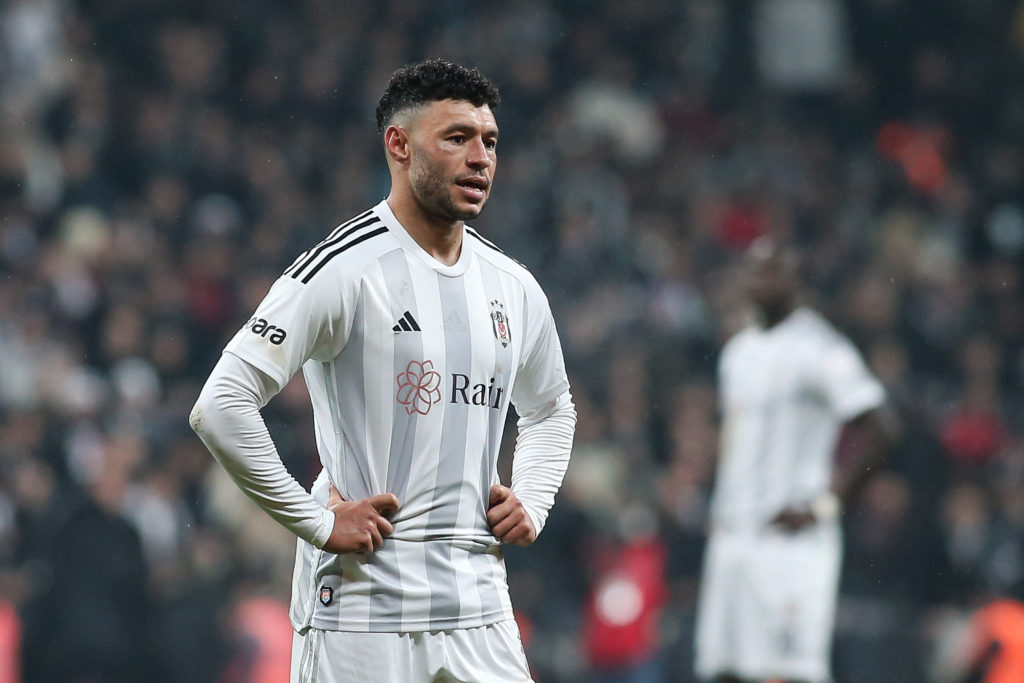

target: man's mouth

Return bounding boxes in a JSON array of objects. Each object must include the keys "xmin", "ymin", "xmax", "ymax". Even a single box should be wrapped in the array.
[{"xmin": 456, "ymin": 176, "xmax": 489, "ymax": 199}]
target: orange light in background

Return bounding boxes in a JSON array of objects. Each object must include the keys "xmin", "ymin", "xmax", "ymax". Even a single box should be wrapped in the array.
[
  {"xmin": 876, "ymin": 121, "xmax": 913, "ymax": 160},
  {"xmin": 876, "ymin": 121, "xmax": 950, "ymax": 195}
]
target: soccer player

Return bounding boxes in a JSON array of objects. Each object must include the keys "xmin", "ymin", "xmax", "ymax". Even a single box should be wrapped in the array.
[
  {"xmin": 694, "ymin": 237, "xmax": 898, "ymax": 683},
  {"xmin": 190, "ymin": 59, "xmax": 576, "ymax": 683}
]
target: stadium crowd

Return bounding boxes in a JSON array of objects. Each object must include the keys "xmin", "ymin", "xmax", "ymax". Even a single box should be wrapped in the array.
[{"xmin": 2, "ymin": 0, "xmax": 1024, "ymax": 681}]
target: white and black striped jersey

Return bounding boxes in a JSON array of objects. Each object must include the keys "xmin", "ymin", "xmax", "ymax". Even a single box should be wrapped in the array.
[
  {"xmin": 223, "ymin": 200, "xmax": 572, "ymax": 633},
  {"xmin": 711, "ymin": 308, "xmax": 884, "ymax": 533}
]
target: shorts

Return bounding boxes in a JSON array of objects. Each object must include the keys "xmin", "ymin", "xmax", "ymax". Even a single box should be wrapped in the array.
[
  {"xmin": 290, "ymin": 619, "xmax": 533, "ymax": 683},
  {"xmin": 694, "ymin": 526, "xmax": 841, "ymax": 683}
]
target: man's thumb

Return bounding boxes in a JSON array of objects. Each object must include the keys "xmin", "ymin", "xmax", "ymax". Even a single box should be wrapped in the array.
[
  {"xmin": 489, "ymin": 484, "xmax": 509, "ymax": 506},
  {"xmin": 369, "ymin": 493, "xmax": 400, "ymax": 516}
]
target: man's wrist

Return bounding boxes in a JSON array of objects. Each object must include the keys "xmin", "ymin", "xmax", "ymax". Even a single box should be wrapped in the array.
[
  {"xmin": 311, "ymin": 506, "xmax": 336, "ymax": 549},
  {"xmin": 513, "ymin": 491, "xmax": 544, "ymax": 537},
  {"xmin": 810, "ymin": 491, "xmax": 841, "ymax": 522}
]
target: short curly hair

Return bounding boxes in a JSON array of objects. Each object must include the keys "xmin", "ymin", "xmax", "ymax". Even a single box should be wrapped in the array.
[{"xmin": 375, "ymin": 58, "xmax": 500, "ymax": 135}]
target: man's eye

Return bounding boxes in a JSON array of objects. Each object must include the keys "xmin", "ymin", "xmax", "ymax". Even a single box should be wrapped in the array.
[
  {"xmin": 449, "ymin": 135, "xmax": 466, "ymax": 143},
  {"xmin": 485, "ymin": 140, "xmax": 498, "ymax": 150}
]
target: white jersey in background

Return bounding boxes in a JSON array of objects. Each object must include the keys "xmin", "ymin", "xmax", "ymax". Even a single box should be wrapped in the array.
[
  {"xmin": 222, "ymin": 200, "xmax": 572, "ymax": 633},
  {"xmin": 710, "ymin": 307, "xmax": 885, "ymax": 533},
  {"xmin": 696, "ymin": 307, "xmax": 886, "ymax": 682}
]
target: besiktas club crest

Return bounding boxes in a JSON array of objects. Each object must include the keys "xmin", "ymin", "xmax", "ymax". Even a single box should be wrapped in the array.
[{"xmin": 490, "ymin": 300, "xmax": 511, "ymax": 348}]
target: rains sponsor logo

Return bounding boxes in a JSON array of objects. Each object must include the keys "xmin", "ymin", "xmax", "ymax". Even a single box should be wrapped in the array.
[
  {"xmin": 396, "ymin": 360, "xmax": 443, "ymax": 415},
  {"xmin": 449, "ymin": 373, "xmax": 503, "ymax": 409},
  {"xmin": 396, "ymin": 360, "xmax": 505, "ymax": 414}
]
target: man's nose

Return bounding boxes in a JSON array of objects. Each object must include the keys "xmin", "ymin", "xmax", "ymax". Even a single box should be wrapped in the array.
[{"xmin": 466, "ymin": 138, "xmax": 493, "ymax": 169}]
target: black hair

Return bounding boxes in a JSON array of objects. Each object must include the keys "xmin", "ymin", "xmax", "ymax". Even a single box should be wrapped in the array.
[{"xmin": 375, "ymin": 58, "xmax": 500, "ymax": 135}]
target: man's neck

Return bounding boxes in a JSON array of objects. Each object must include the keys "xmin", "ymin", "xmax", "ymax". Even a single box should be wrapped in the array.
[
  {"xmin": 758, "ymin": 302, "xmax": 797, "ymax": 329},
  {"xmin": 386, "ymin": 193, "xmax": 463, "ymax": 266}
]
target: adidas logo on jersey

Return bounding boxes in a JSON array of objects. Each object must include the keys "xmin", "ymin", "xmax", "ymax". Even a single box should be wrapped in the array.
[{"xmin": 393, "ymin": 311, "xmax": 421, "ymax": 332}]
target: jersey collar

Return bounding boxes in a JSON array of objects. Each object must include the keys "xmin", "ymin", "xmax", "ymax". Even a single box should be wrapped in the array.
[{"xmin": 374, "ymin": 200, "xmax": 473, "ymax": 278}]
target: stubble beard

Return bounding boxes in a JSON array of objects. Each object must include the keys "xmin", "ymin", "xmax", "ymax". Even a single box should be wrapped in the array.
[{"xmin": 409, "ymin": 156, "xmax": 483, "ymax": 223}]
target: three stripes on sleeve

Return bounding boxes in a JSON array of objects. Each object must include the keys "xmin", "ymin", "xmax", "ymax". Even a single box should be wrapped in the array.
[{"xmin": 284, "ymin": 210, "xmax": 389, "ymax": 284}]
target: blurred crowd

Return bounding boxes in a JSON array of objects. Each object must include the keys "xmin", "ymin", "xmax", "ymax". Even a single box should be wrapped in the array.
[{"xmin": 2, "ymin": 0, "xmax": 1024, "ymax": 681}]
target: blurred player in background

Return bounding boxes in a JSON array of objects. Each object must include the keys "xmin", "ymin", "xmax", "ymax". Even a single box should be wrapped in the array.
[
  {"xmin": 190, "ymin": 58, "xmax": 576, "ymax": 683},
  {"xmin": 695, "ymin": 237, "xmax": 898, "ymax": 683}
]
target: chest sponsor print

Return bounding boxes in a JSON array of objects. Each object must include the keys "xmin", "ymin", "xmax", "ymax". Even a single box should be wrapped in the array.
[
  {"xmin": 396, "ymin": 360, "xmax": 443, "ymax": 415},
  {"xmin": 395, "ymin": 360, "xmax": 507, "ymax": 415}
]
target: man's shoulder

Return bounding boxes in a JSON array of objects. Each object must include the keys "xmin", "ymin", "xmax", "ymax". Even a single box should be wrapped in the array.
[
  {"xmin": 718, "ymin": 328, "xmax": 760, "ymax": 375},
  {"xmin": 465, "ymin": 226, "xmax": 538, "ymax": 286},
  {"xmin": 282, "ymin": 206, "xmax": 397, "ymax": 286},
  {"xmin": 722, "ymin": 325, "xmax": 759, "ymax": 352},
  {"xmin": 788, "ymin": 308, "xmax": 853, "ymax": 349}
]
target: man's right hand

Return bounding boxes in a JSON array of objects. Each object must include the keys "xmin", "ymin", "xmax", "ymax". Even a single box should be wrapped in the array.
[{"xmin": 322, "ymin": 485, "xmax": 400, "ymax": 554}]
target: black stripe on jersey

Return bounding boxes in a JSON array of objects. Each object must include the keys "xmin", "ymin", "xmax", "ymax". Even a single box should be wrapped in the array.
[
  {"xmin": 283, "ymin": 214, "xmax": 366, "ymax": 277},
  {"xmin": 300, "ymin": 226, "xmax": 389, "ymax": 284},
  {"xmin": 465, "ymin": 227, "xmax": 503, "ymax": 253},
  {"xmin": 324, "ymin": 208, "xmax": 374, "ymax": 241},
  {"xmin": 290, "ymin": 217, "xmax": 382, "ymax": 280},
  {"xmin": 282, "ymin": 250, "xmax": 310, "ymax": 276},
  {"xmin": 466, "ymin": 228, "xmax": 529, "ymax": 270},
  {"xmin": 285, "ymin": 210, "xmax": 376, "ymax": 278},
  {"xmin": 404, "ymin": 312, "xmax": 421, "ymax": 331}
]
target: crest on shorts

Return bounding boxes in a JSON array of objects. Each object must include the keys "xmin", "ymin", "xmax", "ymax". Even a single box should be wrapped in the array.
[
  {"xmin": 319, "ymin": 585, "xmax": 333, "ymax": 606},
  {"xmin": 490, "ymin": 300, "xmax": 511, "ymax": 348}
]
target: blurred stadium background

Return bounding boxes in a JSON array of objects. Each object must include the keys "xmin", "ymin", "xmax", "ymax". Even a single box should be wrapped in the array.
[{"xmin": 2, "ymin": 0, "xmax": 1024, "ymax": 681}]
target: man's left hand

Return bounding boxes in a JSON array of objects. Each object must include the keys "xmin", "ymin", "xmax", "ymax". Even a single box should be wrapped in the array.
[
  {"xmin": 487, "ymin": 485, "xmax": 537, "ymax": 546},
  {"xmin": 769, "ymin": 506, "xmax": 817, "ymax": 532}
]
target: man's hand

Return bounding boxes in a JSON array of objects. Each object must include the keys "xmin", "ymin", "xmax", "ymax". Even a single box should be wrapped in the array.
[
  {"xmin": 487, "ymin": 484, "xmax": 537, "ymax": 546},
  {"xmin": 322, "ymin": 485, "xmax": 400, "ymax": 554},
  {"xmin": 768, "ymin": 505, "xmax": 817, "ymax": 533}
]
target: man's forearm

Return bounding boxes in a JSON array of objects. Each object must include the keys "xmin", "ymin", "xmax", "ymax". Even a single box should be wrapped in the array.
[
  {"xmin": 510, "ymin": 391, "xmax": 576, "ymax": 536},
  {"xmin": 190, "ymin": 353, "xmax": 334, "ymax": 548},
  {"xmin": 833, "ymin": 407, "xmax": 900, "ymax": 505}
]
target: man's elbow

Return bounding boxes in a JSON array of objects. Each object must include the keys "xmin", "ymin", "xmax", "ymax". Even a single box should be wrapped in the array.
[
  {"xmin": 874, "ymin": 406, "xmax": 902, "ymax": 450},
  {"xmin": 189, "ymin": 390, "xmax": 234, "ymax": 468},
  {"xmin": 188, "ymin": 400, "xmax": 206, "ymax": 437},
  {"xmin": 851, "ymin": 406, "xmax": 900, "ymax": 443},
  {"xmin": 189, "ymin": 384, "xmax": 224, "ymax": 442}
]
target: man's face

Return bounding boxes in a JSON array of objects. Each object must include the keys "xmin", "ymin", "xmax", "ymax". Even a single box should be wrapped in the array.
[
  {"xmin": 745, "ymin": 242, "xmax": 798, "ymax": 317},
  {"xmin": 404, "ymin": 99, "xmax": 498, "ymax": 222}
]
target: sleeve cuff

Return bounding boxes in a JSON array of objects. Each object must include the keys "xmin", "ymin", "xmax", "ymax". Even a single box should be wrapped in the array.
[
  {"xmin": 223, "ymin": 349, "xmax": 288, "ymax": 395},
  {"xmin": 834, "ymin": 384, "xmax": 886, "ymax": 421},
  {"xmin": 310, "ymin": 506, "xmax": 335, "ymax": 549},
  {"xmin": 518, "ymin": 498, "xmax": 546, "ymax": 538}
]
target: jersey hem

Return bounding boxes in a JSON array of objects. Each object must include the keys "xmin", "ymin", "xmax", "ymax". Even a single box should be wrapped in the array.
[
  {"xmin": 308, "ymin": 607, "xmax": 514, "ymax": 633},
  {"xmin": 832, "ymin": 387, "xmax": 885, "ymax": 421},
  {"xmin": 223, "ymin": 348, "xmax": 290, "ymax": 393}
]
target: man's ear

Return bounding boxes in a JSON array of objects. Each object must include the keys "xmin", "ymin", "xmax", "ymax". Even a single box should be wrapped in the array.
[{"xmin": 384, "ymin": 125, "xmax": 410, "ymax": 164}]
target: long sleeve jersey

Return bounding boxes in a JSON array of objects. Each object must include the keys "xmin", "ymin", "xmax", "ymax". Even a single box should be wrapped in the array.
[{"xmin": 191, "ymin": 200, "xmax": 576, "ymax": 633}]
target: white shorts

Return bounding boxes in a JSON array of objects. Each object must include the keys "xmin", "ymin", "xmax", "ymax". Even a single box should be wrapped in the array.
[
  {"xmin": 694, "ymin": 527, "xmax": 841, "ymax": 682},
  {"xmin": 290, "ymin": 620, "xmax": 533, "ymax": 683}
]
